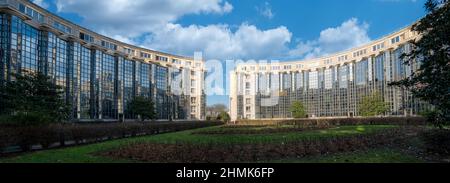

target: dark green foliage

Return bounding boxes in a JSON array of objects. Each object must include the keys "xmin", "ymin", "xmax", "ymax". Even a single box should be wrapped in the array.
[
  {"xmin": 0, "ymin": 121, "xmax": 223, "ymax": 153},
  {"xmin": 359, "ymin": 92, "xmax": 389, "ymax": 117},
  {"xmin": 207, "ymin": 104, "xmax": 228, "ymax": 121},
  {"xmin": 236, "ymin": 117, "xmax": 427, "ymax": 126},
  {"xmin": 390, "ymin": 0, "xmax": 450, "ymax": 128},
  {"xmin": 216, "ymin": 111, "xmax": 230, "ymax": 122},
  {"xmin": 127, "ymin": 96, "xmax": 156, "ymax": 122},
  {"xmin": 290, "ymin": 101, "xmax": 307, "ymax": 119},
  {"xmin": 0, "ymin": 128, "xmax": 7, "ymax": 153},
  {"xmin": 421, "ymin": 129, "xmax": 450, "ymax": 155},
  {"xmin": 0, "ymin": 71, "xmax": 70, "ymax": 126},
  {"xmin": 421, "ymin": 109, "xmax": 448, "ymax": 128}
]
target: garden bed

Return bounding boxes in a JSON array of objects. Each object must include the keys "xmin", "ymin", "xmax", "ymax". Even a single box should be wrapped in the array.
[{"xmin": 99, "ymin": 127, "xmax": 423, "ymax": 163}]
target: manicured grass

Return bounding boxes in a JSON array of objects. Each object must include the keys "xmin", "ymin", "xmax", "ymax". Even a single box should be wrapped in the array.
[
  {"xmin": 268, "ymin": 148, "xmax": 424, "ymax": 163},
  {"xmin": 0, "ymin": 125, "xmax": 397, "ymax": 163}
]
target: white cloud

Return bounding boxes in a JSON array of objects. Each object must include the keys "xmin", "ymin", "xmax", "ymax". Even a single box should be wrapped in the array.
[
  {"xmin": 256, "ymin": 2, "xmax": 275, "ymax": 19},
  {"xmin": 54, "ymin": 0, "xmax": 291, "ymax": 60},
  {"xmin": 289, "ymin": 18, "xmax": 371, "ymax": 59},
  {"xmin": 33, "ymin": 0, "xmax": 49, "ymax": 8},
  {"xmin": 53, "ymin": 1, "xmax": 372, "ymax": 61},
  {"xmin": 142, "ymin": 23, "xmax": 292, "ymax": 60},
  {"xmin": 55, "ymin": 0, "xmax": 233, "ymax": 38}
]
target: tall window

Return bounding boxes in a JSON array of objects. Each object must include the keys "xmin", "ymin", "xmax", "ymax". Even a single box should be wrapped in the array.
[
  {"xmin": 309, "ymin": 71, "xmax": 318, "ymax": 89},
  {"xmin": 10, "ymin": 16, "xmax": 39, "ymax": 75},
  {"xmin": 123, "ymin": 59, "xmax": 135, "ymax": 119},
  {"xmin": 356, "ymin": 59, "xmax": 368, "ymax": 85},
  {"xmin": 270, "ymin": 73, "xmax": 279, "ymax": 91},
  {"xmin": 283, "ymin": 73, "xmax": 292, "ymax": 90},
  {"xmin": 324, "ymin": 69, "xmax": 333, "ymax": 89},
  {"xmin": 46, "ymin": 32, "xmax": 68, "ymax": 96},
  {"xmin": 295, "ymin": 72, "xmax": 303, "ymax": 89},
  {"xmin": 258, "ymin": 74, "xmax": 268, "ymax": 94},
  {"xmin": 79, "ymin": 46, "xmax": 91, "ymax": 119},
  {"xmin": 339, "ymin": 65, "xmax": 348, "ymax": 88},
  {"xmin": 374, "ymin": 54, "xmax": 385, "ymax": 82},
  {"xmin": 0, "ymin": 14, "xmax": 8, "ymax": 82},
  {"xmin": 140, "ymin": 63, "xmax": 151, "ymax": 98},
  {"xmin": 101, "ymin": 53, "xmax": 116, "ymax": 119}
]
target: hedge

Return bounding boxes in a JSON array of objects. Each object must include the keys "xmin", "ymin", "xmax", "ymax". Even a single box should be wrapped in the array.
[
  {"xmin": 236, "ymin": 117, "xmax": 427, "ymax": 127},
  {"xmin": 0, "ymin": 121, "xmax": 223, "ymax": 154},
  {"xmin": 421, "ymin": 129, "xmax": 450, "ymax": 155}
]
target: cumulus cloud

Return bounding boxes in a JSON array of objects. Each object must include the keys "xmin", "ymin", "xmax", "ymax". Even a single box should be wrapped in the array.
[
  {"xmin": 142, "ymin": 23, "xmax": 291, "ymax": 60},
  {"xmin": 289, "ymin": 18, "xmax": 371, "ymax": 59},
  {"xmin": 52, "ymin": 0, "xmax": 372, "ymax": 61},
  {"xmin": 55, "ymin": 0, "xmax": 233, "ymax": 38},
  {"xmin": 54, "ymin": 0, "xmax": 291, "ymax": 60}
]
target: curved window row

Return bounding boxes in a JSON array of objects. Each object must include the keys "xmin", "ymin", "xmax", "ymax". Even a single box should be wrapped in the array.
[
  {"xmin": 234, "ymin": 45, "xmax": 430, "ymax": 119},
  {"xmin": 0, "ymin": 13, "xmax": 199, "ymax": 121}
]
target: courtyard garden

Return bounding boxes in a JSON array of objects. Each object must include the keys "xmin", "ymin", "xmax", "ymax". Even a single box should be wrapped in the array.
[{"xmin": 1, "ymin": 117, "xmax": 448, "ymax": 163}]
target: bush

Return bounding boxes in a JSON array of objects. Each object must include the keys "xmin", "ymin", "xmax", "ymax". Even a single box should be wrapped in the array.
[
  {"xmin": 0, "ymin": 112, "xmax": 55, "ymax": 126},
  {"xmin": 237, "ymin": 117, "xmax": 427, "ymax": 127},
  {"xmin": 0, "ymin": 128, "xmax": 7, "ymax": 153},
  {"xmin": 421, "ymin": 129, "xmax": 450, "ymax": 155},
  {"xmin": 421, "ymin": 109, "xmax": 449, "ymax": 128},
  {"xmin": 36, "ymin": 125, "xmax": 60, "ymax": 149},
  {"xmin": 15, "ymin": 126, "xmax": 42, "ymax": 151},
  {"xmin": 0, "ymin": 121, "xmax": 224, "ymax": 154},
  {"xmin": 216, "ymin": 112, "xmax": 230, "ymax": 123}
]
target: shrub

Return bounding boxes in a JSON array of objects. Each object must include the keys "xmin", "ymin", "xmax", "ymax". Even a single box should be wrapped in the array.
[
  {"xmin": 0, "ymin": 128, "xmax": 7, "ymax": 153},
  {"xmin": 421, "ymin": 129, "xmax": 450, "ymax": 155},
  {"xmin": 238, "ymin": 117, "xmax": 427, "ymax": 127},
  {"xmin": 0, "ymin": 71, "xmax": 70, "ymax": 126},
  {"xmin": 0, "ymin": 121, "xmax": 224, "ymax": 154},
  {"xmin": 15, "ymin": 126, "xmax": 42, "ymax": 151},
  {"xmin": 36, "ymin": 125, "xmax": 60, "ymax": 149},
  {"xmin": 359, "ymin": 92, "xmax": 389, "ymax": 117},
  {"xmin": 127, "ymin": 96, "xmax": 156, "ymax": 122},
  {"xmin": 0, "ymin": 112, "xmax": 55, "ymax": 126},
  {"xmin": 290, "ymin": 101, "xmax": 307, "ymax": 119},
  {"xmin": 421, "ymin": 109, "xmax": 448, "ymax": 129},
  {"xmin": 217, "ymin": 112, "xmax": 231, "ymax": 123}
]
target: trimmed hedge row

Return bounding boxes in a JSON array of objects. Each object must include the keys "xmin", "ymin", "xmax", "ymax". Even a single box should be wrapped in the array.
[
  {"xmin": 236, "ymin": 117, "xmax": 427, "ymax": 127},
  {"xmin": 0, "ymin": 121, "xmax": 223, "ymax": 154},
  {"xmin": 193, "ymin": 125, "xmax": 331, "ymax": 135}
]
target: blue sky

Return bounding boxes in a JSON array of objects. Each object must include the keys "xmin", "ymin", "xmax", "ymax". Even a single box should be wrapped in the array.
[{"xmin": 32, "ymin": 0, "xmax": 427, "ymax": 108}]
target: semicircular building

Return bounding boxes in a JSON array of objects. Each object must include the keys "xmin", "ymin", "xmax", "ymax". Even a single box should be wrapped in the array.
[
  {"xmin": 0, "ymin": 0, "xmax": 206, "ymax": 121},
  {"xmin": 230, "ymin": 23, "xmax": 430, "ymax": 120}
]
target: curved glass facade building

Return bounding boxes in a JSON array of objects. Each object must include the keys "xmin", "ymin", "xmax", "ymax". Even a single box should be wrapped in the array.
[
  {"xmin": 230, "ymin": 24, "xmax": 430, "ymax": 120},
  {"xmin": 0, "ymin": 0, "xmax": 206, "ymax": 121}
]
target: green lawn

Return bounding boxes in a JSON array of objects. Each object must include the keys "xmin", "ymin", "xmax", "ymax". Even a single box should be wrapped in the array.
[
  {"xmin": 268, "ymin": 148, "xmax": 424, "ymax": 163},
  {"xmin": 0, "ymin": 125, "xmax": 398, "ymax": 163}
]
